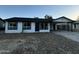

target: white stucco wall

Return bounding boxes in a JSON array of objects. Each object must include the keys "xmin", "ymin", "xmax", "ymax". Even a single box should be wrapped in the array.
[{"xmin": 39, "ymin": 23, "xmax": 50, "ymax": 32}]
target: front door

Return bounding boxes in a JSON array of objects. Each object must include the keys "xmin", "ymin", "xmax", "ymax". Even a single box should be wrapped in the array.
[{"xmin": 35, "ymin": 22, "xmax": 39, "ymax": 31}]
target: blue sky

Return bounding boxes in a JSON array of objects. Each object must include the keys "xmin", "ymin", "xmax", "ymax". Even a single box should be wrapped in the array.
[{"xmin": 0, "ymin": 5, "xmax": 79, "ymax": 20}]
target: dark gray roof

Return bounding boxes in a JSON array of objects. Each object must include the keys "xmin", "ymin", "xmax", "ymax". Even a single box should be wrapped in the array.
[
  {"xmin": 0, "ymin": 18, "xmax": 5, "ymax": 22},
  {"xmin": 4, "ymin": 17, "xmax": 52, "ymax": 22},
  {"xmin": 4, "ymin": 16, "xmax": 75, "ymax": 22},
  {"xmin": 56, "ymin": 16, "xmax": 75, "ymax": 22}
]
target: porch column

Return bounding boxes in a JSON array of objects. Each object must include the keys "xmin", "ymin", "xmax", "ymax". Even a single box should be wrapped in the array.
[
  {"xmin": 55, "ymin": 24, "xmax": 57, "ymax": 31},
  {"xmin": 50, "ymin": 22, "xmax": 53, "ymax": 31},
  {"xmin": 70, "ymin": 23, "xmax": 73, "ymax": 32},
  {"xmin": 72, "ymin": 23, "xmax": 74, "ymax": 30},
  {"xmin": 67, "ymin": 23, "xmax": 69, "ymax": 31}
]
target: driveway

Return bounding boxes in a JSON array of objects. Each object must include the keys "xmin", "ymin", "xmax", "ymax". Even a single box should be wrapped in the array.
[{"xmin": 54, "ymin": 31, "xmax": 79, "ymax": 42}]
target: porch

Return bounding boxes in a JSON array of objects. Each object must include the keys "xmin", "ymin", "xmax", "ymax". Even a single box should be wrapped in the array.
[{"xmin": 52, "ymin": 22, "xmax": 73, "ymax": 31}]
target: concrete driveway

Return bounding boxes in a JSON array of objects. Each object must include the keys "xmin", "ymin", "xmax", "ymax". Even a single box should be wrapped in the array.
[{"xmin": 54, "ymin": 31, "xmax": 79, "ymax": 42}]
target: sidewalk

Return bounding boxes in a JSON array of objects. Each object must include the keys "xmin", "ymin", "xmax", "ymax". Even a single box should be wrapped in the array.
[{"xmin": 54, "ymin": 31, "xmax": 79, "ymax": 42}]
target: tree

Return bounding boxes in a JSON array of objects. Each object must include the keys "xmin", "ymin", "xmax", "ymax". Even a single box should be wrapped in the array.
[
  {"xmin": 44, "ymin": 15, "xmax": 53, "ymax": 31},
  {"xmin": 45, "ymin": 15, "xmax": 49, "ymax": 19},
  {"xmin": 44, "ymin": 15, "xmax": 53, "ymax": 19}
]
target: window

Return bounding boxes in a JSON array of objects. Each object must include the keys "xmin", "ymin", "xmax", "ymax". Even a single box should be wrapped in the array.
[
  {"xmin": 23, "ymin": 22, "xmax": 31, "ymax": 30},
  {"xmin": 40, "ymin": 23, "xmax": 48, "ymax": 30},
  {"xmin": 8, "ymin": 22, "xmax": 17, "ymax": 30}
]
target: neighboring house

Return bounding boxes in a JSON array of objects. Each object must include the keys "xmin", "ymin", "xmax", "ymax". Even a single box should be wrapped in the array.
[
  {"xmin": 0, "ymin": 18, "xmax": 5, "ymax": 30},
  {"xmin": 4, "ymin": 16, "xmax": 76, "ymax": 33}
]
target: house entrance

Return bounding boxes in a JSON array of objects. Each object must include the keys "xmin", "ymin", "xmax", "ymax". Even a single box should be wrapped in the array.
[{"xmin": 35, "ymin": 22, "xmax": 39, "ymax": 31}]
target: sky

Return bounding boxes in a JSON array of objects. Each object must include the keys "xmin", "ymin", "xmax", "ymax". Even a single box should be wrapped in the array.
[{"xmin": 0, "ymin": 5, "xmax": 79, "ymax": 20}]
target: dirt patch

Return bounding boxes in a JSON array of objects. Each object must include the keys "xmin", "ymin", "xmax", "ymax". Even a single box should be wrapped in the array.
[{"xmin": 0, "ymin": 33, "xmax": 79, "ymax": 54}]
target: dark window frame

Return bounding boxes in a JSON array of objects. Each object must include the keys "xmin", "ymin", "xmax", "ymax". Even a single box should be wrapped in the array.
[
  {"xmin": 23, "ymin": 22, "xmax": 31, "ymax": 30},
  {"xmin": 8, "ymin": 22, "xmax": 17, "ymax": 30}
]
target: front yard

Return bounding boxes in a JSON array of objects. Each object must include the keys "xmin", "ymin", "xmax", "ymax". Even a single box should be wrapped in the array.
[{"xmin": 0, "ymin": 32, "xmax": 79, "ymax": 54}]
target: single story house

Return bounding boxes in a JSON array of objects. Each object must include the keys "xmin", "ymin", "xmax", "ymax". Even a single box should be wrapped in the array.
[
  {"xmin": 4, "ymin": 16, "xmax": 76, "ymax": 33},
  {"xmin": 5, "ymin": 17, "xmax": 51, "ymax": 33}
]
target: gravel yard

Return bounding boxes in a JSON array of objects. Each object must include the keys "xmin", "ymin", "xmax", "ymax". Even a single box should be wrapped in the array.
[{"xmin": 0, "ymin": 32, "xmax": 79, "ymax": 54}]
